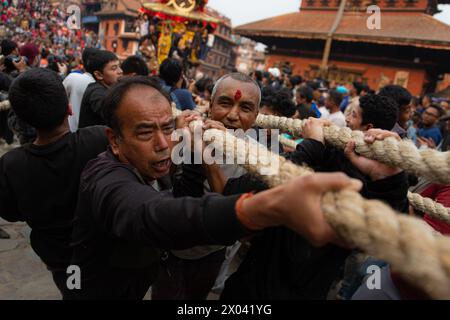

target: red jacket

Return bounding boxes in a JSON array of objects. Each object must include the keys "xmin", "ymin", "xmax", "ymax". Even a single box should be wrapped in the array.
[{"xmin": 420, "ymin": 184, "xmax": 450, "ymax": 235}]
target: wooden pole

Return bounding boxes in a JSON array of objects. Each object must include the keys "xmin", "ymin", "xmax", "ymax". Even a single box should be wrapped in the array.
[{"xmin": 320, "ymin": 0, "xmax": 347, "ymax": 78}]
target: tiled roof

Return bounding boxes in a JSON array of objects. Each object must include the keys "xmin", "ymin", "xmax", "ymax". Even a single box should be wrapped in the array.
[{"xmin": 235, "ymin": 11, "xmax": 450, "ymax": 50}]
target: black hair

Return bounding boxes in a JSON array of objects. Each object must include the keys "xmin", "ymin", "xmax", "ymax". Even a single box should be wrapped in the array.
[
  {"xmin": 195, "ymin": 77, "xmax": 214, "ymax": 93},
  {"xmin": 360, "ymin": 84, "xmax": 370, "ymax": 95},
  {"xmin": 121, "ymin": 55, "xmax": 149, "ymax": 76},
  {"xmin": 102, "ymin": 76, "xmax": 171, "ymax": 136},
  {"xmin": 159, "ymin": 58, "xmax": 182, "ymax": 87},
  {"xmin": 353, "ymin": 82, "xmax": 370, "ymax": 95},
  {"xmin": 290, "ymin": 75, "xmax": 303, "ymax": 87},
  {"xmin": 261, "ymin": 87, "xmax": 296, "ymax": 118},
  {"xmin": 206, "ymin": 83, "xmax": 214, "ymax": 95},
  {"xmin": 427, "ymin": 104, "xmax": 444, "ymax": 118},
  {"xmin": 359, "ymin": 94, "xmax": 399, "ymax": 130},
  {"xmin": 87, "ymin": 50, "xmax": 118, "ymax": 80},
  {"xmin": 328, "ymin": 89, "xmax": 344, "ymax": 107},
  {"xmin": 8, "ymin": 68, "xmax": 68, "ymax": 130},
  {"xmin": 0, "ymin": 39, "xmax": 18, "ymax": 56},
  {"xmin": 82, "ymin": 47, "xmax": 99, "ymax": 73},
  {"xmin": 46, "ymin": 55, "xmax": 67, "ymax": 73},
  {"xmin": 307, "ymin": 81, "xmax": 319, "ymax": 91},
  {"xmin": 254, "ymin": 70, "xmax": 263, "ymax": 82},
  {"xmin": 296, "ymin": 86, "xmax": 314, "ymax": 103},
  {"xmin": 378, "ymin": 85, "xmax": 412, "ymax": 110},
  {"xmin": 411, "ymin": 96, "xmax": 421, "ymax": 107}
]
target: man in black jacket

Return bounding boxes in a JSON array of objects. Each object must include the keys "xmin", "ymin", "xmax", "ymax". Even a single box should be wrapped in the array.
[
  {"xmin": 220, "ymin": 94, "xmax": 409, "ymax": 300},
  {"xmin": 0, "ymin": 68, "xmax": 109, "ymax": 296},
  {"xmin": 69, "ymin": 76, "xmax": 362, "ymax": 300}
]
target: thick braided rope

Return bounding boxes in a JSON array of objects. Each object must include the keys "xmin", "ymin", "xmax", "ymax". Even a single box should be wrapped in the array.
[
  {"xmin": 256, "ymin": 114, "xmax": 450, "ymax": 184},
  {"xmin": 277, "ymin": 136, "xmax": 450, "ymax": 224},
  {"xmin": 408, "ymin": 192, "xmax": 450, "ymax": 224},
  {"xmin": 278, "ymin": 134, "xmax": 298, "ymax": 149},
  {"xmin": 173, "ymin": 107, "xmax": 450, "ymax": 299},
  {"xmin": 0, "ymin": 100, "xmax": 10, "ymax": 111}
]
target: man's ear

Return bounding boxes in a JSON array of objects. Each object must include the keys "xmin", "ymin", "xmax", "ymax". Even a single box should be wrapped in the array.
[
  {"xmin": 105, "ymin": 127, "xmax": 121, "ymax": 157},
  {"xmin": 94, "ymin": 70, "xmax": 103, "ymax": 82},
  {"xmin": 67, "ymin": 104, "xmax": 73, "ymax": 116},
  {"xmin": 364, "ymin": 123, "xmax": 374, "ymax": 131}
]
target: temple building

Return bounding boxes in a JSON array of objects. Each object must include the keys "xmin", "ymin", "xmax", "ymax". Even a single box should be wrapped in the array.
[
  {"xmin": 90, "ymin": 0, "xmax": 236, "ymax": 77},
  {"xmin": 235, "ymin": 0, "xmax": 450, "ymax": 95},
  {"xmin": 95, "ymin": 0, "xmax": 141, "ymax": 59}
]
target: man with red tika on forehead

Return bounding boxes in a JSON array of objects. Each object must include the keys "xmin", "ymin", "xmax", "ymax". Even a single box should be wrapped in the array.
[{"xmin": 152, "ymin": 73, "xmax": 264, "ymax": 299}]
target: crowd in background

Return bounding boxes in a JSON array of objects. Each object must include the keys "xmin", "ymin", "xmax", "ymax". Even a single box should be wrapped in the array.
[
  {"xmin": 245, "ymin": 67, "xmax": 450, "ymax": 152},
  {"xmin": 0, "ymin": 0, "xmax": 450, "ymax": 302},
  {"xmin": 0, "ymin": 0, "xmax": 101, "ymax": 75}
]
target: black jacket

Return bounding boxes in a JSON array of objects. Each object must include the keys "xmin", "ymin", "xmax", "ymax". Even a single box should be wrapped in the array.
[
  {"xmin": 78, "ymin": 82, "xmax": 108, "ymax": 128},
  {"xmin": 0, "ymin": 127, "xmax": 108, "ymax": 270},
  {"xmin": 70, "ymin": 150, "xmax": 248, "ymax": 299},
  {"xmin": 221, "ymin": 138, "xmax": 409, "ymax": 300}
]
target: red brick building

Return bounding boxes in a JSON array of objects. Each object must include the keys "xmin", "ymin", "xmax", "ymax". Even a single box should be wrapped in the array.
[
  {"xmin": 96, "ymin": 0, "xmax": 141, "ymax": 59},
  {"xmin": 235, "ymin": 0, "xmax": 450, "ymax": 95}
]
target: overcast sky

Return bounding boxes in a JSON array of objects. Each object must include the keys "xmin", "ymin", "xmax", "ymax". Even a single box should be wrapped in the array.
[{"xmin": 207, "ymin": 0, "xmax": 450, "ymax": 27}]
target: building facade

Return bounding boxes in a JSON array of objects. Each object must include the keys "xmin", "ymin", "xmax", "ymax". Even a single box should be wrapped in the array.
[
  {"xmin": 95, "ymin": 0, "xmax": 141, "ymax": 59},
  {"xmin": 198, "ymin": 7, "xmax": 237, "ymax": 79},
  {"xmin": 234, "ymin": 35, "xmax": 266, "ymax": 74},
  {"xmin": 236, "ymin": 0, "xmax": 450, "ymax": 95}
]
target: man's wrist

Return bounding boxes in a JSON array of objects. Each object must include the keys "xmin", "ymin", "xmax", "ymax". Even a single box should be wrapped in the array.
[{"xmin": 369, "ymin": 168, "xmax": 403, "ymax": 181}]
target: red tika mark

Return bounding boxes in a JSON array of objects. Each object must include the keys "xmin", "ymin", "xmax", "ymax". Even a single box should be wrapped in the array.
[{"xmin": 234, "ymin": 89, "xmax": 242, "ymax": 101}]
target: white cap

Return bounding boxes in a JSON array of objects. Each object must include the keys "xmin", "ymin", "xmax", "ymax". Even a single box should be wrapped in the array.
[{"xmin": 268, "ymin": 67, "xmax": 281, "ymax": 78}]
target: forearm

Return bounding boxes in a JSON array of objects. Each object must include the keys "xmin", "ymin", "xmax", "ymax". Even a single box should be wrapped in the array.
[
  {"xmin": 239, "ymin": 185, "xmax": 337, "ymax": 247},
  {"xmin": 94, "ymin": 178, "xmax": 249, "ymax": 249},
  {"xmin": 203, "ymin": 164, "xmax": 228, "ymax": 193}
]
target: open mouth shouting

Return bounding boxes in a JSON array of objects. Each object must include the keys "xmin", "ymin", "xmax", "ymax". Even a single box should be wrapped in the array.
[{"xmin": 151, "ymin": 158, "xmax": 172, "ymax": 174}]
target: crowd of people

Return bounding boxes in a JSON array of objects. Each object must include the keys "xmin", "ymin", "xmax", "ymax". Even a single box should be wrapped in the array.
[
  {"xmin": 1, "ymin": 3, "xmax": 450, "ymax": 301},
  {"xmin": 0, "ymin": 0, "xmax": 101, "ymax": 78},
  {"xmin": 248, "ymin": 67, "xmax": 450, "ymax": 152}
]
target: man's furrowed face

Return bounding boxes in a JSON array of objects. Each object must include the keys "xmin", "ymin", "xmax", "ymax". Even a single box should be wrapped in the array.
[
  {"xmin": 108, "ymin": 85, "xmax": 175, "ymax": 181},
  {"xmin": 210, "ymin": 78, "xmax": 259, "ymax": 131}
]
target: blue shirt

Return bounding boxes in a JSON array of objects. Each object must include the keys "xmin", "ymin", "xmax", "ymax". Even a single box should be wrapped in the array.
[
  {"xmin": 418, "ymin": 126, "xmax": 442, "ymax": 145},
  {"xmin": 172, "ymin": 88, "xmax": 196, "ymax": 111},
  {"xmin": 407, "ymin": 123, "xmax": 417, "ymax": 145},
  {"xmin": 340, "ymin": 96, "xmax": 350, "ymax": 112},
  {"xmin": 158, "ymin": 78, "xmax": 196, "ymax": 111},
  {"xmin": 311, "ymin": 102, "xmax": 321, "ymax": 118}
]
